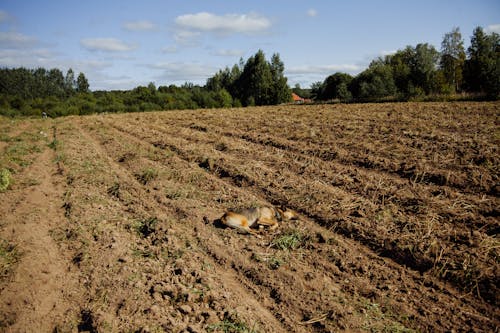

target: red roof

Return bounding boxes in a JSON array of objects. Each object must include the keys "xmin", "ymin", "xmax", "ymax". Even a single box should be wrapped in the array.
[{"xmin": 292, "ymin": 93, "xmax": 304, "ymax": 101}]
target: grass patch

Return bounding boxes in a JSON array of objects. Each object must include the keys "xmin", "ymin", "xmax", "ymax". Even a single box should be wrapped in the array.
[
  {"xmin": 270, "ymin": 229, "xmax": 307, "ymax": 250},
  {"xmin": 135, "ymin": 168, "xmax": 158, "ymax": 185}
]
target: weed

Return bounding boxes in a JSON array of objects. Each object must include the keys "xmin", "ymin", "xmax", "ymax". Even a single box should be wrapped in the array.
[
  {"xmin": 136, "ymin": 168, "xmax": 158, "ymax": 185},
  {"xmin": 207, "ymin": 312, "xmax": 258, "ymax": 333},
  {"xmin": 132, "ymin": 247, "xmax": 157, "ymax": 259},
  {"xmin": 47, "ymin": 138, "xmax": 58, "ymax": 150},
  {"xmin": 54, "ymin": 153, "xmax": 66, "ymax": 163},
  {"xmin": 0, "ymin": 168, "xmax": 11, "ymax": 192},
  {"xmin": 251, "ymin": 252, "xmax": 284, "ymax": 270},
  {"xmin": 271, "ymin": 230, "xmax": 305, "ymax": 250},
  {"xmin": 0, "ymin": 240, "xmax": 20, "ymax": 278},
  {"xmin": 267, "ymin": 256, "xmax": 283, "ymax": 270},
  {"xmin": 131, "ymin": 217, "xmax": 158, "ymax": 238},
  {"xmin": 22, "ymin": 178, "xmax": 41, "ymax": 187},
  {"xmin": 107, "ymin": 182, "xmax": 120, "ymax": 199}
]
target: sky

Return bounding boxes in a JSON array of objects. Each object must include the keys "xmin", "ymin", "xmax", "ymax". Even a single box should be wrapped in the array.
[{"xmin": 0, "ymin": 0, "xmax": 499, "ymax": 91}]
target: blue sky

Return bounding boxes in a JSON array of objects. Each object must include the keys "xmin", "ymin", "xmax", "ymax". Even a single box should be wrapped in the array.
[{"xmin": 0, "ymin": 0, "xmax": 498, "ymax": 90}]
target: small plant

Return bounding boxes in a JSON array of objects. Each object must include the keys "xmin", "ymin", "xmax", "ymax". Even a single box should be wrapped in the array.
[
  {"xmin": 48, "ymin": 139, "xmax": 58, "ymax": 150},
  {"xmin": 0, "ymin": 240, "xmax": 20, "ymax": 278},
  {"xmin": 132, "ymin": 247, "xmax": 157, "ymax": 259},
  {"xmin": 270, "ymin": 230, "xmax": 305, "ymax": 250},
  {"xmin": 207, "ymin": 312, "xmax": 258, "ymax": 333},
  {"xmin": 267, "ymin": 257, "xmax": 283, "ymax": 270},
  {"xmin": 107, "ymin": 182, "xmax": 120, "ymax": 198},
  {"xmin": 0, "ymin": 168, "xmax": 11, "ymax": 192},
  {"xmin": 251, "ymin": 252, "xmax": 284, "ymax": 270},
  {"xmin": 136, "ymin": 168, "xmax": 158, "ymax": 185},
  {"xmin": 132, "ymin": 217, "xmax": 158, "ymax": 238}
]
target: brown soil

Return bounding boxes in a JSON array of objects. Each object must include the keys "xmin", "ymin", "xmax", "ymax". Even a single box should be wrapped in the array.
[{"xmin": 0, "ymin": 102, "xmax": 498, "ymax": 332}]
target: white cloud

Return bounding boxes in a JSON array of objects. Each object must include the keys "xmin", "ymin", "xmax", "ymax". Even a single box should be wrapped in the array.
[
  {"xmin": 0, "ymin": 31, "xmax": 37, "ymax": 48},
  {"xmin": 174, "ymin": 30, "xmax": 202, "ymax": 45},
  {"xmin": 0, "ymin": 48, "xmax": 110, "ymax": 73},
  {"xmin": 307, "ymin": 9, "xmax": 318, "ymax": 17},
  {"xmin": 286, "ymin": 64, "xmax": 364, "ymax": 88},
  {"xmin": 81, "ymin": 38, "xmax": 137, "ymax": 52},
  {"xmin": 287, "ymin": 64, "xmax": 362, "ymax": 75},
  {"xmin": 123, "ymin": 20, "xmax": 156, "ymax": 31},
  {"xmin": 485, "ymin": 24, "xmax": 500, "ymax": 34},
  {"xmin": 212, "ymin": 49, "xmax": 244, "ymax": 57},
  {"xmin": 175, "ymin": 12, "xmax": 271, "ymax": 36},
  {"xmin": 380, "ymin": 50, "xmax": 397, "ymax": 56},
  {"xmin": 161, "ymin": 45, "xmax": 178, "ymax": 53},
  {"xmin": 150, "ymin": 61, "xmax": 217, "ymax": 84}
]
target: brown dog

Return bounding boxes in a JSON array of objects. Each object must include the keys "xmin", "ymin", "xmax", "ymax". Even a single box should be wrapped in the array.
[{"xmin": 220, "ymin": 206, "xmax": 298, "ymax": 237}]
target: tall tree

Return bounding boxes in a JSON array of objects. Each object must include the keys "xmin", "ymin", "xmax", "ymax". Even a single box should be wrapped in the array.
[
  {"xmin": 48, "ymin": 68, "xmax": 65, "ymax": 97},
  {"xmin": 410, "ymin": 43, "xmax": 440, "ymax": 94},
  {"xmin": 270, "ymin": 53, "xmax": 291, "ymax": 104},
  {"xmin": 440, "ymin": 27, "xmax": 465, "ymax": 92},
  {"xmin": 76, "ymin": 72, "xmax": 90, "ymax": 93},
  {"xmin": 464, "ymin": 26, "xmax": 500, "ymax": 98},
  {"xmin": 387, "ymin": 47, "xmax": 413, "ymax": 96},
  {"xmin": 237, "ymin": 50, "xmax": 273, "ymax": 105},
  {"xmin": 65, "ymin": 68, "xmax": 76, "ymax": 95}
]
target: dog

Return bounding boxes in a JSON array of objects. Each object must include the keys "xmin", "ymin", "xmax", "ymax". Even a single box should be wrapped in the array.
[{"xmin": 220, "ymin": 206, "xmax": 298, "ymax": 237}]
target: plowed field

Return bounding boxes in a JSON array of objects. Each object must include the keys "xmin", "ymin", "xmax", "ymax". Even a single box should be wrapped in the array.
[{"xmin": 1, "ymin": 102, "xmax": 498, "ymax": 332}]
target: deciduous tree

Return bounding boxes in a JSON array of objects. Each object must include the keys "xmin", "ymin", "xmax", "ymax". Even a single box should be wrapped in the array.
[
  {"xmin": 76, "ymin": 72, "xmax": 90, "ymax": 93},
  {"xmin": 440, "ymin": 27, "xmax": 465, "ymax": 92}
]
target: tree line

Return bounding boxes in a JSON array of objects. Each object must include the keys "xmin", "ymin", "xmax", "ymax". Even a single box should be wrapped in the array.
[
  {"xmin": 0, "ymin": 26, "xmax": 498, "ymax": 117},
  {"xmin": 0, "ymin": 50, "xmax": 290, "ymax": 117},
  {"xmin": 310, "ymin": 26, "xmax": 499, "ymax": 102}
]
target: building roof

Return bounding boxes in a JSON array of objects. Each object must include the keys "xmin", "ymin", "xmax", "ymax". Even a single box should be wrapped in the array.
[{"xmin": 292, "ymin": 92, "xmax": 304, "ymax": 101}]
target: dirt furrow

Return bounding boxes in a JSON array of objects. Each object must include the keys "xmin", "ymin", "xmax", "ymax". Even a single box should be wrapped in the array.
[
  {"xmin": 84, "ymin": 117, "xmax": 427, "ymax": 331},
  {"xmin": 110, "ymin": 116, "xmax": 499, "ymax": 306},
  {"xmin": 134, "ymin": 103, "xmax": 498, "ymax": 194},
  {"xmin": 80, "ymin": 118, "xmax": 354, "ymax": 331},
  {"xmin": 72, "ymin": 119, "xmax": 292, "ymax": 332},
  {"xmin": 97, "ymin": 115, "xmax": 498, "ymax": 331},
  {"xmin": 0, "ymin": 137, "xmax": 82, "ymax": 331}
]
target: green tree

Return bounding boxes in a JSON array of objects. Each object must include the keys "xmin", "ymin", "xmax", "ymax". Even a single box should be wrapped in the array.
[
  {"xmin": 76, "ymin": 72, "xmax": 90, "ymax": 93},
  {"xmin": 440, "ymin": 27, "xmax": 466, "ymax": 92},
  {"xmin": 351, "ymin": 60, "xmax": 396, "ymax": 100},
  {"xmin": 237, "ymin": 50, "xmax": 274, "ymax": 105},
  {"xmin": 215, "ymin": 88, "xmax": 233, "ymax": 107},
  {"xmin": 410, "ymin": 43, "xmax": 440, "ymax": 94},
  {"xmin": 464, "ymin": 27, "xmax": 500, "ymax": 98},
  {"xmin": 387, "ymin": 47, "xmax": 413, "ymax": 97},
  {"xmin": 320, "ymin": 72, "xmax": 353, "ymax": 101},
  {"xmin": 48, "ymin": 68, "xmax": 65, "ymax": 97},
  {"xmin": 310, "ymin": 81, "xmax": 324, "ymax": 100},
  {"xmin": 270, "ymin": 53, "xmax": 291, "ymax": 104},
  {"xmin": 64, "ymin": 68, "xmax": 76, "ymax": 96}
]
